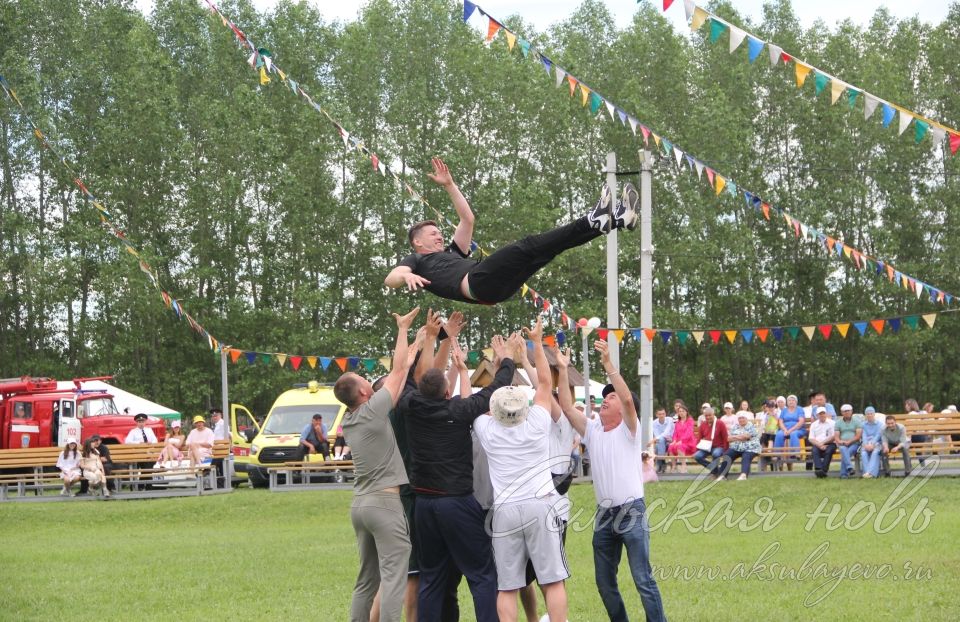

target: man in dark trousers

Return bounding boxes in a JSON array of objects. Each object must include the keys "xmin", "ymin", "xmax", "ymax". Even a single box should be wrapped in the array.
[
  {"xmin": 397, "ymin": 329, "xmax": 522, "ymax": 622},
  {"xmin": 384, "ymin": 158, "xmax": 638, "ymax": 305}
]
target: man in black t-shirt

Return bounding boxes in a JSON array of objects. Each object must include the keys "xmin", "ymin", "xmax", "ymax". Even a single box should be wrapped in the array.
[{"xmin": 384, "ymin": 158, "xmax": 638, "ymax": 305}]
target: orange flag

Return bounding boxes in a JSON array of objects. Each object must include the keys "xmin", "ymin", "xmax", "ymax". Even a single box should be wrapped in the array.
[
  {"xmin": 229, "ymin": 349, "xmax": 242, "ymax": 363},
  {"xmin": 307, "ymin": 356, "xmax": 318, "ymax": 369},
  {"xmin": 644, "ymin": 328, "xmax": 657, "ymax": 342},
  {"xmin": 486, "ymin": 18, "xmax": 502, "ymax": 42},
  {"xmin": 755, "ymin": 328, "xmax": 769, "ymax": 342},
  {"xmin": 335, "ymin": 357, "xmax": 348, "ymax": 372},
  {"xmin": 871, "ymin": 319, "xmax": 885, "ymax": 335},
  {"xmin": 567, "ymin": 75, "xmax": 578, "ymax": 98}
]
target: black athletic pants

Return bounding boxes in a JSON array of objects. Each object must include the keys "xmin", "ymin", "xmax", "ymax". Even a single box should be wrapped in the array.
[{"xmin": 467, "ymin": 216, "xmax": 600, "ymax": 303}]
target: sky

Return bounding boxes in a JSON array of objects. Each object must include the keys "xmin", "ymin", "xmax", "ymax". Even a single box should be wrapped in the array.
[{"xmin": 136, "ymin": 0, "xmax": 952, "ymax": 33}]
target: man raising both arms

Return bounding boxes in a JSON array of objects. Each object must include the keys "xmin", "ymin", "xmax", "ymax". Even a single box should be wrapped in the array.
[{"xmin": 385, "ymin": 158, "xmax": 638, "ymax": 305}]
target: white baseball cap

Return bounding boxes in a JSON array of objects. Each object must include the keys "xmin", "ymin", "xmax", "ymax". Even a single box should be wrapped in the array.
[
  {"xmin": 816, "ymin": 406, "xmax": 827, "ymax": 415},
  {"xmin": 723, "ymin": 402, "xmax": 734, "ymax": 410},
  {"xmin": 840, "ymin": 404, "xmax": 853, "ymax": 412},
  {"xmin": 490, "ymin": 386, "xmax": 529, "ymax": 428}
]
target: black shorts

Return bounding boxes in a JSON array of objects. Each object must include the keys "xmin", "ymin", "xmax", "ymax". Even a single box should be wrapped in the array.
[{"xmin": 760, "ymin": 433, "xmax": 777, "ymax": 446}]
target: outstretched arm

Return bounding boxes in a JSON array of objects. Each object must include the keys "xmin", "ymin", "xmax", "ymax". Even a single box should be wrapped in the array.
[
  {"xmin": 523, "ymin": 319, "xmax": 552, "ymax": 411},
  {"xmin": 414, "ymin": 309, "xmax": 443, "ymax": 384},
  {"xmin": 554, "ymin": 347, "xmax": 587, "ymax": 437},
  {"xmin": 434, "ymin": 311, "xmax": 465, "ymax": 370},
  {"xmin": 381, "ymin": 307, "xmax": 421, "ymax": 405},
  {"xmin": 428, "ymin": 158, "xmax": 474, "ymax": 255},
  {"xmin": 385, "ymin": 265, "xmax": 431, "ymax": 292},
  {"xmin": 595, "ymin": 339, "xmax": 638, "ymax": 434}
]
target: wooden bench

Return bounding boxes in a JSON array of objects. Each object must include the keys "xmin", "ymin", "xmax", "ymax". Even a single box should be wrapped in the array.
[{"xmin": 267, "ymin": 460, "xmax": 356, "ymax": 491}]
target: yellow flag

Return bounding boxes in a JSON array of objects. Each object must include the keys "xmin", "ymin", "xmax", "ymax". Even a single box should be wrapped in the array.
[
  {"xmin": 836, "ymin": 323, "xmax": 850, "ymax": 338},
  {"xmin": 715, "ymin": 175, "xmax": 726, "ymax": 195},
  {"xmin": 691, "ymin": 331, "xmax": 704, "ymax": 344},
  {"xmin": 830, "ymin": 79, "xmax": 845, "ymax": 105},
  {"xmin": 521, "ymin": 284, "xmax": 529, "ymax": 297},
  {"xmin": 842, "ymin": 245, "xmax": 852, "ymax": 259},
  {"xmin": 378, "ymin": 357, "xmax": 392, "ymax": 372},
  {"xmin": 307, "ymin": 356, "xmax": 318, "ymax": 369},
  {"xmin": 277, "ymin": 69, "xmax": 286, "ymax": 81},
  {"xmin": 922, "ymin": 313, "xmax": 937, "ymax": 328},
  {"xmin": 276, "ymin": 354, "xmax": 287, "ymax": 367},
  {"xmin": 795, "ymin": 62, "xmax": 812, "ymax": 88},
  {"xmin": 802, "ymin": 326, "xmax": 816, "ymax": 340},
  {"xmin": 724, "ymin": 330, "xmax": 737, "ymax": 344},
  {"xmin": 653, "ymin": 134, "xmax": 661, "ymax": 147},
  {"xmin": 611, "ymin": 329, "xmax": 625, "ymax": 342},
  {"xmin": 259, "ymin": 66, "xmax": 271, "ymax": 85},
  {"xmin": 505, "ymin": 30, "xmax": 517, "ymax": 51},
  {"xmin": 580, "ymin": 85, "xmax": 590, "ymax": 107},
  {"xmin": 691, "ymin": 7, "xmax": 708, "ymax": 30}
]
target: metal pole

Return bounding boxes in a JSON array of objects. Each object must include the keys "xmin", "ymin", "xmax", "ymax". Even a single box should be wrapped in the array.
[
  {"xmin": 582, "ymin": 330, "xmax": 590, "ymax": 414},
  {"xmin": 638, "ymin": 150, "xmax": 654, "ymax": 446},
  {"xmin": 604, "ymin": 152, "xmax": 620, "ymax": 368},
  {"xmin": 220, "ymin": 346, "xmax": 233, "ymax": 480}
]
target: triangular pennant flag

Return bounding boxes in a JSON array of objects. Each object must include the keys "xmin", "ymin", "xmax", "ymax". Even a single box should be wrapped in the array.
[
  {"xmin": 644, "ymin": 328, "xmax": 657, "ymax": 342},
  {"xmin": 787, "ymin": 327, "xmax": 801, "ymax": 340},
  {"xmin": 814, "ymin": 71, "xmax": 829, "ymax": 96},
  {"xmin": 347, "ymin": 356, "xmax": 360, "ymax": 370},
  {"xmin": 835, "ymin": 323, "xmax": 850, "ymax": 338},
  {"xmin": 888, "ymin": 317, "xmax": 902, "ymax": 333},
  {"xmin": 289, "ymin": 356, "xmax": 303, "ymax": 371},
  {"xmin": 715, "ymin": 175, "xmax": 726, "ymax": 195},
  {"xmin": 691, "ymin": 331, "xmax": 704, "ymax": 344},
  {"xmin": 830, "ymin": 79, "xmax": 845, "ymax": 104},
  {"xmin": 898, "ymin": 110, "xmax": 913, "ymax": 136},
  {"xmin": 724, "ymin": 330, "xmax": 737, "ymax": 344},
  {"xmin": 881, "ymin": 103, "xmax": 895, "ymax": 128},
  {"xmin": 463, "ymin": 0, "xmax": 477, "ymax": 21},
  {"xmin": 379, "ymin": 357, "xmax": 392, "ymax": 371},
  {"xmin": 661, "ymin": 138, "xmax": 673, "ymax": 157},
  {"xmin": 741, "ymin": 329, "xmax": 754, "ymax": 343},
  {"xmin": 761, "ymin": 203, "xmax": 770, "ymax": 220},
  {"xmin": 674, "ymin": 146, "xmax": 684, "ymax": 168},
  {"xmin": 771, "ymin": 327, "xmax": 784, "ymax": 341},
  {"xmin": 922, "ymin": 313, "xmax": 937, "ymax": 328},
  {"xmin": 618, "ymin": 109, "xmax": 628, "ymax": 125},
  {"xmin": 605, "ymin": 99, "xmax": 616, "ymax": 121},
  {"xmin": 332, "ymin": 357, "xmax": 346, "ymax": 372},
  {"xmin": 747, "ymin": 36, "xmax": 764, "ymax": 63},
  {"xmin": 870, "ymin": 319, "xmax": 885, "ymax": 335},
  {"xmin": 709, "ymin": 18, "xmax": 727, "ymax": 44},
  {"xmin": 589, "ymin": 91, "xmax": 603, "ymax": 115},
  {"xmin": 580, "ymin": 84, "xmax": 591, "ymax": 107},
  {"xmin": 629, "ymin": 116, "xmax": 639, "ymax": 135},
  {"xmin": 664, "ymin": 0, "xmax": 675, "ymax": 10},
  {"xmin": 728, "ymin": 26, "xmax": 746, "ymax": 53},
  {"xmin": 362, "ymin": 359, "xmax": 377, "ymax": 372},
  {"xmin": 229, "ymin": 349, "xmax": 243, "ymax": 364},
  {"xmin": 930, "ymin": 125, "xmax": 946, "ymax": 145},
  {"xmin": 691, "ymin": 7, "xmax": 709, "ymax": 30},
  {"xmin": 276, "ymin": 354, "xmax": 287, "ymax": 368},
  {"xmin": 245, "ymin": 352, "xmax": 257, "ymax": 365},
  {"xmin": 817, "ymin": 324, "xmax": 833, "ymax": 340},
  {"xmin": 631, "ymin": 329, "xmax": 642, "ymax": 341},
  {"xmin": 706, "ymin": 168, "xmax": 715, "ymax": 186},
  {"xmin": 768, "ymin": 43, "xmax": 782, "ymax": 66},
  {"xmin": 259, "ymin": 66, "xmax": 270, "ymax": 85},
  {"xmin": 677, "ymin": 331, "xmax": 690, "ymax": 345},
  {"xmin": 519, "ymin": 39, "xmax": 531, "ymax": 58},
  {"xmin": 914, "ymin": 119, "xmax": 929, "ymax": 143},
  {"xmin": 320, "ymin": 357, "xmax": 332, "ymax": 371},
  {"xmin": 949, "ymin": 132, "xmax": 960, "ymax": 155},
  {"xmin": 709, "ymin": 330, "xmax": 722, "ymax": 344},
  {"xmin": 795, "ymin": 62, "xmax": 812, "ymax": 88},
  {"xmin": 641, "ymin": 125, "xmax": 651, "ymax": 144},
  {"xmin": 555, "ymin": 67, "xmax": 566, "ymax": 88},
  {"xmin": 847, "ymin": 88, "xmax": 859, "ymax": 109},
  {"xmin": 486, "ymin": 18, "xmax": 502, "ymax": 43},
  {"xmin": 802, "ymin": 326, "xmax": 816, "ymax": 340},
  {"xmin": 260, "ymin": 353, "xmax": 273, "ymax": 365},
  {"xmin": 306, "ymin": 356, "xmax": 318, "ymax": 369},
  {"xmin": 659, "ymin": 331, "xmax": 672, "ymax": 344},
  {"xmin": 684, "ymin": 0, "xmax": 695, "ymax": 21},
  {"xmin": 540, "ymin": 55, "xmax": 552, "ymax": 76},
  {"xmin": 597, "ymin": 329, "xmax": 609, "ymax": 340},
  {"xmin": 756, "ymin": 328, "xmax": 769, "ymax": 342},
  {"xmin": 611, "ymin": 329, "xmax": 625, "ymax": 342},
  {"xmin": 504, "ymin": 30, "xmax": 517, "ymax": 51},
  {"xmin": 864, "ymin": 93, "xmax": 880, "ymax": 120}
]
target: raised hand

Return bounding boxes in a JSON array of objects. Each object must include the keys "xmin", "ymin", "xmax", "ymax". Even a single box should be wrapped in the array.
[
  {"xmin": 451, "ymin": 343, "xmax": 468, "ymax": 371},
  {"xmin": 427, "ymin": 157, "xmax": 454, "ymax": 188},
  {"xmin": 424, "ymin": 308, "xmax": 443, "ymax": 338},
  {"xmin": 554, "ymin": 346, "xmax": 571, "ymax": 369},
  {"xmin": 444, "ymin": 310, "xmax": 466, "ymax": 339},
  {"xmin": 393, "ymin": 307, "xmax": 421, "ymax": 330},
  {"xmin": 506, "ymin": 331, "xmax": 525, "ymax": 355},
  {"xmin": 523, "ymin": 316, "xmax": 544, "ymax": 343},
  {"xmin": 594, "ymin": 339, "xmax": 612, "ymax": 366}
]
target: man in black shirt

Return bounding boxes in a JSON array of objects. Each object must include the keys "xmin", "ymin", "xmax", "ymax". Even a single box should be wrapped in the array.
[
  {"xmin": 398, "ymin": 331, "xmax": 520, "ymax": 622},
  {"xmin": 384, "ymin": 158, "xmax": 638, "ymax": 305}
]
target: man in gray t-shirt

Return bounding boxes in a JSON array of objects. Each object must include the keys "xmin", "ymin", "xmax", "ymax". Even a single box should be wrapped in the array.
[{"xmin": 334, "ymin": 307, "xmax": 420, "ymax": 622}]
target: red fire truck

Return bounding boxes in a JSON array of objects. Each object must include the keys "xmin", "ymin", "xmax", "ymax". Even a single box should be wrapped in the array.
[{"xmin": 0, "ymin": 376, "xmax": 166, "ymax": 448}]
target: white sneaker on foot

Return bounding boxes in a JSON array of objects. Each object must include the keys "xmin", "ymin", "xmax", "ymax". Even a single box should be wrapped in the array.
[
  {"xmin": 737, "ymin": 473, "xmax": 748, "ymax": 481},
  {"xmin": 613, "ymin": 183, "xmax": 639, "ymax": 231},
  {"xmin": 586, "ymin": 185, "xmax": 613, "ymax": 232}
]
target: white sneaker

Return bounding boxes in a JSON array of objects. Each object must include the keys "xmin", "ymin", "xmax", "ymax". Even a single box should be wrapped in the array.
[
  {"xmin": 737, "ymin": 473, "xmax": 748, "ymax": 481},
  {"xmin": 60, "ymin": 486, "xmax": 68, "ymax": 496},
  {"xmin": 613, "ymin": 183, "xmax": 639, "ymax": 231},
  {"xmin": 586, "ymin": 185, "xmax": 613, "ymax": 232}
]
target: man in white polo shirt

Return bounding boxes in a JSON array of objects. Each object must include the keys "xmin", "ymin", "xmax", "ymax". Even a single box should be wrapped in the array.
[
  {"xmin": 473, "ymin": 318, "xmax": 569, "ymax": 622},
  {"xmin": 556, "ymin": 340, "xmax": 666, "ymax": 622}
]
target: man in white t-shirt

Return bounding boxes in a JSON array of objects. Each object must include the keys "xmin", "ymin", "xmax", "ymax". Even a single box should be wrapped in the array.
[
  {"xmin": 556, "ymin": 340, "xmax": 667, "ymax": 622},
  {"xmin": 473, "ymin": 318, "xmax": 569, "ymax": 622}
]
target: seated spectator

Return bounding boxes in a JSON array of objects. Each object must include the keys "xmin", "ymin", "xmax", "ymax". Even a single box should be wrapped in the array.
[
  {"xmin": 860, "ymin": 407, "xmax": 883, "ymax": 478},
  {"xmin": 693, "ymin": 405, "xmax": 729, "ymax": 480},
  {"xmin": 78, "ymin": 435, "xmax": 114, "ymax": 495},
  {"xmin": 157, "ymin": 421, "xmax": 185, "ymax": 465},
  {"xmin": 56, "ymin": 437, "xmax": 82, "ymax": 496},
  {"xmin": 79, "ymin": 437, "xmax": 110, "ymax": 497},
  {"xmin": 774, "ymin": 394, "xmax": 806, "ymax": 470},
  {"xmin": 670, "ymin": 399, "xmax": 685, "ymax": 422},
  {"xmin": 299, "ymin": 414, "xmax": 331, "ymax": 461},
  {"xmin": 904, "ymin": 398, "xmax": 927, "ymax": 466},
  {"xmin": 758, "ymin": 399, "xmax": 780, "ymax": 450},
  {"xmin": 333, "ymin": 424, "xmax": 347, "ymax": 460},
  {"xmin": 881, "ymin": 415, "xmax": 912, "ymax": 476},
  {"xmin": 722, "ymin": 413, "xmax": 761, "ymax": 480},
  {"xmin": 185, "ymin": 415, "xmax": 215, "ymax": 466},
  {"xmin": 124, "ymin": 413, "xmax": 158, "ymax": 444},
  {"xmin": 834, "ymin": 404, "xmax": 862, "ymax": 479},
  {"xmin": 647, "ymin": 407, "xmax": 674, "ymax": 474},
  {"xmin": 719, "ymin": 402, "xmax": 738, "ymax": 429},
  {"xmin": 808, "ymin": 407, "xmax": 836, "ymax": 478},
  {"xmin": 667, "ymin": 403, "xmax": 695, "ymax": 473},
  {"xmin": 735, "ymin": 400, "xmax": 755, "ymax": 422}
]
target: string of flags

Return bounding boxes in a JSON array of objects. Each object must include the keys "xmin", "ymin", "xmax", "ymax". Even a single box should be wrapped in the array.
[
  {"xmin": 463, "ymin": 1, "xmax": 959, "ymax": 308},
  {"xmin": 200, "ymin": 0, "xmax": 584, "ymax": 327},
  {"xmin": 665, "ymin": 0, "xmax": 960, "ymax": 155},
  {"xmin": 580, "ymin": 310, "xmax": 943, "ymax": 346}
]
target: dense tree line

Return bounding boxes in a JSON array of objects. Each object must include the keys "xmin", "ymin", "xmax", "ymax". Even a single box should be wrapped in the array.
[{"xmin": 1, "ymin": 0, "xmax": 958, "ymax": 416}]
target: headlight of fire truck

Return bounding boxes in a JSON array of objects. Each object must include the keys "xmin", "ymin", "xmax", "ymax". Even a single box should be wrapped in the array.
[{"xmin": 250, "ymin": 444, "xmax": 259, "ymax": 455}]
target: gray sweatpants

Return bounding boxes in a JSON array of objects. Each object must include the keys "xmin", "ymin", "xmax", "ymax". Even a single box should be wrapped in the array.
[{"xmin": 349, "ymin": 491, "xmax": 412, "ymax": 622}]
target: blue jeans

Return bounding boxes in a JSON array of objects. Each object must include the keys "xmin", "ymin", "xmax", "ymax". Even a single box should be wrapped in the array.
[
  {"xmin": 722, "ymin": 449, "xmax": 756, "ymax": 477},
  {"xmin": 654, "ymin": 437, "xmax": 669, "ymax": 470},
  {"xmin": 593, "ymin": 499, "xmax": 667, "ymax": 622},
  {"xmin": 693, "ymin": 447, "xmax": 725, "ymax": 475},
  {"xmin": 774, "ymin": 428, "xmax": 806, "ymax": 448},
  {"xmin": 862, "ymin": 444, "xmax": 882, "ymax": 477},
  {"xmin": 839, "ymin": 442, "xmax": 860, "ymax": 476}
]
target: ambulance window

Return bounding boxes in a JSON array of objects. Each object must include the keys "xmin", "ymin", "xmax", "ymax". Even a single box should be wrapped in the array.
[
  {"xmin": 14, "ymin": 402, "xmax": 32, "ymax": 419},
  {"xmin": 235, "ymin": 410, "xmax": 256, "ymax": 433}
]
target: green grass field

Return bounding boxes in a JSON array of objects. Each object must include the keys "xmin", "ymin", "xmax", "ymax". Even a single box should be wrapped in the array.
[{"xmin": 1, "ymin": 473, "xmax": 958, "ymax": 621}]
